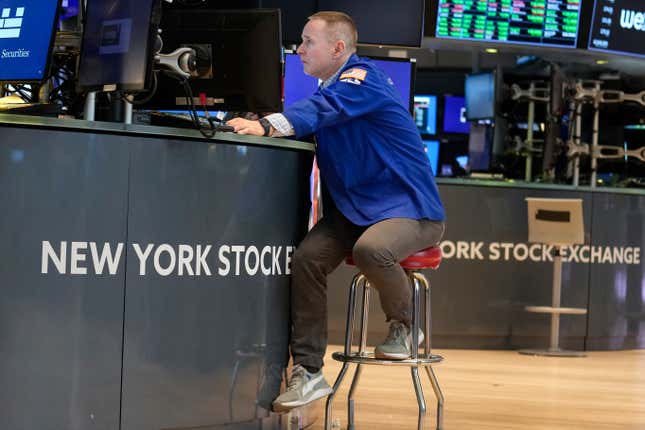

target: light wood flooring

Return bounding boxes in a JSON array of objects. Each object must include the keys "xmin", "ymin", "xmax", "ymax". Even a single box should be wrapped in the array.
[{"xmin": 305, "ymin": 347, "xmax": 645, "ymax": 430}]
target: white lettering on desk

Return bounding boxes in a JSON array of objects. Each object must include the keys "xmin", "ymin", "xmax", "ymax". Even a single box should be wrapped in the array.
[{"xmin": 41, "ymin": 241, "xmax": 295, "ymax": 277}]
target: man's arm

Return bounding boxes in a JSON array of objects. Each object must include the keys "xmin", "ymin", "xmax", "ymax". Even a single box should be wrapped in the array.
[{"xmin": 226, "ymin": 114, "xmax": 295, "ymax": 137}]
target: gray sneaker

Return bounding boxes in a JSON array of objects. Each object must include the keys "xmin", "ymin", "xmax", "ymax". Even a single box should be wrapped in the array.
[
  {"xmin": 272, "ymin": 364, "xmax": 333, "ymax": 413},
  {"xmin": 374, "ymin": 321, "xmax": 425, "ymax": 360}
]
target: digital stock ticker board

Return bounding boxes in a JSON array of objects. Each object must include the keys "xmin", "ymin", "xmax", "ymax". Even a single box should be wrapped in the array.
[{"xmin": 435, "ymin": 0, "xmax": 583, "ymax": 48}]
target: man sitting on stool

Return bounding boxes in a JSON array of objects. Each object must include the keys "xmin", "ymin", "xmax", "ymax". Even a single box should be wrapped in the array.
[{"xmin": 227, "ymin": 11, "xmax": 445, "ymax": 412}]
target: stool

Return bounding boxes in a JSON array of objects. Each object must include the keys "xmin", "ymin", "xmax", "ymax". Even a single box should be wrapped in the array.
[{"xmin": 324, "ymin": 247, "xmax": 444, "ymax": 430}]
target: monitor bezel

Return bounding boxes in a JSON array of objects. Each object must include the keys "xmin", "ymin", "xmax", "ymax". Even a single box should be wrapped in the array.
[{"xmin": 78, "ymin": 0, "xmax": 161, "ymax": 92}]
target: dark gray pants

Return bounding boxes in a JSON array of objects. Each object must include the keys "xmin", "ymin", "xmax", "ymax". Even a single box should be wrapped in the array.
[{"xmin": 290, "ymin": 206, "xmax": 445, "ymax": 370}]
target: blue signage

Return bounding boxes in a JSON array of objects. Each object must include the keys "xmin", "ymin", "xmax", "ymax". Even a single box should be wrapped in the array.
[{"xmin": 0, "ymin": 0, "xmax": 59, "ymax": 82}]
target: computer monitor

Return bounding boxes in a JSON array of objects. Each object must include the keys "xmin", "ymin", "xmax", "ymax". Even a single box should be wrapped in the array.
[
  {"xmin": 443, "ymin": 95, "xmax": 470, "ymax": 134},
  {"xmin": 414, "ymin": 95, "xmax": 437, "ymax": 135},
  {"xmin": 317, "ymin": 0, "xmax": 425, "ymax": 47},
  {"xmin": 435, "ymin": 0, "xmax": 582, "ymax": 48},
  {"xmin": 468, "ymin": 123, "xmax": 493, "ymax": 171},
  {"xmin": 465, "ymin": 73, "xmax": 496, "ymax": 121},
  {"xmin": 58, "ymin": 0, "xmax": 80, "ymax": 32},
  {"xmin": 78, "ymin": 0, "xmax": 162, "ymax": 92},
  {"xmin": 142, "ymin": 8, "xmax": 282, "ymax": 112},
  {"xmin": 284, "ymin": 52, "xmax": 318, "ymax": 108},
  {"xmin": 588, "ymin": 0, "xmax": 645, "ymax": 58},
  {"xmin": 0, "ymin": 0, "xmax": 60, "ymax": 83},
  {"xmin": 423, "ymin": 139, "xmax": 439, "ymax": 175},
  {"xmin": 284, "ymin": 53, "xmax": 415, "ymax": 112}
]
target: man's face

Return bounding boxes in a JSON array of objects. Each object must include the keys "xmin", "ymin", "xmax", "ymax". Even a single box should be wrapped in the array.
[{"xmin": 296, "ymin": 19, "xmax": 338, "ymax": 81}]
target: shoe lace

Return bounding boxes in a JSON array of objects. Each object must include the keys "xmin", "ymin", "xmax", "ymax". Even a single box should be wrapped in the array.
[
  {"xmin": 287, "ymin": 364, "xmax": 307, "ymax": 390},
  {"xmin": 384, "ymin": 322, "xmax": 407, "ymax": 344}
]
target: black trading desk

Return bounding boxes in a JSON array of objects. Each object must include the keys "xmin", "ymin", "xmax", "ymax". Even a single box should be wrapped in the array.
[{"xmin": 0, "ymin": 114, "xmax": 314, "ymax": 430}]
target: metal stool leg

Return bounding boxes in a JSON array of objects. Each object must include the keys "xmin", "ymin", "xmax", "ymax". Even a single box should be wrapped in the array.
[
  {"xmin": 425, "ymin": 366, "xmax": 444, "ymax": 430},
  {"xmin": 348, "ymin": 279, "xmax": 370, "ymax": 429},
  {"xmin": 413, "ymin": 273, "xmax": 432, "ymax": 356},
  {"xmin": 410, "ymin": 276, "xmax": 427, "ymax": 430},
  {"xmin": 416, "ymin": 272, "xmax": 444, "ymax": 430},
  {"xmin": 325, "ymin": 273, "xmax": 363, "ymax": 430},
  {"xmin": 412, "ymin": 366, "xmax": 427, "ymax": 430}
]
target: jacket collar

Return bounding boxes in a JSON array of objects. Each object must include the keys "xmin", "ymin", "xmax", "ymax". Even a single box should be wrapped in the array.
[{"xmin": 320, "ymin": 54, "xmax": 358, "ymax": 89}]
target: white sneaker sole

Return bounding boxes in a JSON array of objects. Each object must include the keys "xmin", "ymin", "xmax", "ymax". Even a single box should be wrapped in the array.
[{"xmin": 272, "ymin": 387, "xmax": 334, "ymax": 413}]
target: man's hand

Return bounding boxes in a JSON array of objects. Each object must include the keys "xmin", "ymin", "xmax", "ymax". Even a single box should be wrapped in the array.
[{"xmin": 226, "ymin": 118, "xmax": 265, "ymax": 136}]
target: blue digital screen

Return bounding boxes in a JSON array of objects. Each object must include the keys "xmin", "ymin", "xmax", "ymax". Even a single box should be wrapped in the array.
[
  {"xmin": 284, "ymin": 53, "xmax": 318, "ymax": 108},
  {"xmin": 423, "ymin": 140, "xmax": 439, "ymax": 175},
  {"xmin": 0, "ymin": 0, "xmax": 59, "ymax": 82},
  {"xmin": 443, "ymin": 96, "xmax": 470, "ymax": 134},
  {"xmin": 284, "ymin": 53, "xmax": 413, "ymax": 110},
  {"xmin": 414, "ymin": 95, "xmax": 437, "ymax": 135}
]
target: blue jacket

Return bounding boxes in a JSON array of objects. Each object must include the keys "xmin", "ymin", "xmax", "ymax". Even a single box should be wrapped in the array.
[{"xmin": 283, "ymin": 54, "xmax": 445, "ymax": 226}]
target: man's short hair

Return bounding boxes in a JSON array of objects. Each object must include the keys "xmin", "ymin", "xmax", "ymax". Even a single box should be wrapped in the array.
[{"xmin": 308, "ymin": 11, "xmax": 358, "ymax": 54}]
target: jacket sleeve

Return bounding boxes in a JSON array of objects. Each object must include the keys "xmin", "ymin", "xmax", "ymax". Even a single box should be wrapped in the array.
[{"xmin": 282, "ymin": 70, "xmax": 390, "ymax": 138}]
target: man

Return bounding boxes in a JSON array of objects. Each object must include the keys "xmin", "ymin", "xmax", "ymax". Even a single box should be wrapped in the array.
[{"xmin": 227, "ymin": 11, "xmax": 445, "ymax": 412}]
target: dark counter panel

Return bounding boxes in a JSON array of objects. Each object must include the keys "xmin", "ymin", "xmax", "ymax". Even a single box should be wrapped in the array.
[{"xmin": 0, "ymin": 127, "xmax": 129, "ymax": 430}]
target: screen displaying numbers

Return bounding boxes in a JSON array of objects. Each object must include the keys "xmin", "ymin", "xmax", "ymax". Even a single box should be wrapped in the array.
[
  {"xmin": 588, "ymin": 0, "xmax": 645, "ymax": 58},
  {"xmin": 435, "ymin": 0, "xmax": 582, "ymax": 48}
]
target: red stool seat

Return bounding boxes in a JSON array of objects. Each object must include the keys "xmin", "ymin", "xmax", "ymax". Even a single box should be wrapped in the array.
[{"xmin": 345, "ymin": 246, "xmax": 442, "ymax": 270}]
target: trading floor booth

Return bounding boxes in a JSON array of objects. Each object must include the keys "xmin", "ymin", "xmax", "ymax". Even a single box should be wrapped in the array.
[{"xmin": 0, "ymin": 115, "xmax": 314, "ymax": 430}]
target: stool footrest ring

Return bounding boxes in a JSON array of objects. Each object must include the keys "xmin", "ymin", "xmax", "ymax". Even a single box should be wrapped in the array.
[
  {"xmin": 525, "ymin": 305, "xmax": 588, "ymax": 315},
  {"xmin": 331, "ymin": 351, "xmax": 443, "ymax": 366}
]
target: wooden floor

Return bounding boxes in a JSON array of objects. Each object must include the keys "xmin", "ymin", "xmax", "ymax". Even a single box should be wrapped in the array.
[{"xmin": 305, "ymin": 346, "xmax": 645, "ymax": 430}]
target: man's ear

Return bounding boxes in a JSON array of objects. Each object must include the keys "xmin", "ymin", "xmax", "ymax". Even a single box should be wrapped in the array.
[{"xmin": 334, "ymin": 40, "xmax": 346, "ymax": 56}]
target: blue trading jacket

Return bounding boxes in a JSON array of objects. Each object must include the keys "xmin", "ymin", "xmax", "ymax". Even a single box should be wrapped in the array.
[{"xmin": 283, "ymin": 54, "xmax": 445, "ymax": 226}]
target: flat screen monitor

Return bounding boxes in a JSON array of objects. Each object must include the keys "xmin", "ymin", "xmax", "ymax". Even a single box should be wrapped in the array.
[
  {"xmin": 317, "ymin": 0, "xmax": 425, "ymax": 47},
  {"xmin": 588, "ymin": 0, "xmax": 645, "ymax": 58},
  {"xmin": 414, "ymin": 95, "xmax": 437, "ymax": 135},
  {"xmin": 423, "ymin": 139, "xmax": 440, "ymax": 175},
  {"xmin": 58, "ymin": 0, "xmax": 80, "ymax": 32},
  {"xmin": 143, "ymin": 9, "xmax": 282, "ymax": 112},
  {"xmin": 465, "ymin": 73, "xmax": 495, "ymax": 121},
  {"xmin": 284, "ymin": 53, "xmax": 415, "ymax": 112},
  {"xmin": 443, "ymin": 95, "xmax": 470, "ymax": 134},
  {"xmin": 261, "ymin": 0, "xmax": 316, "ymax": 44},
  {"xmin": 0, "ymin": 0, "xmax": 60, "ymax": 83},
  {"xmin": 468, "ymin": 124, "xmax": 492, "ymax": 171},
  {"xmin": 435, "ymin": 0, "xmax": 582, "ymax": 48},
  {"xmin": 78, "ymin": 0, "xmax": 161, "ymax": 92}
]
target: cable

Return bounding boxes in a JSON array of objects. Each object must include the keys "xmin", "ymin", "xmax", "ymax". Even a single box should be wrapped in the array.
[{"xmin": 122, "ymin": 71, "xmax": 159, "ymax": 106}]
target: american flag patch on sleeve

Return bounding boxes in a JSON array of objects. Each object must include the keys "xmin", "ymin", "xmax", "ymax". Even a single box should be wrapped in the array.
[{"xmin": 339, "ymin": 68, "xmax": 367, "ymax": 82}]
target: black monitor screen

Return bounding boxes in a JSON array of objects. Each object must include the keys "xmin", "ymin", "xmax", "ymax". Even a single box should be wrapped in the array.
[
  {"xmin": 143, "ymin": 9, "xmax": 282, "ymax": 113},
  {"xmin": 78, "ymin": 0, "xmax": 161, "ymax": 91},
  {"xmin": 435, "ymin": 0, "xmax": 582, "ymax": 48},
  {"xmin": 317, "ymin": 0, "xmax": 425, "ymax": 47},
  {"xmin": 468, "ymin": 123, "xmax": 492, "ymax": 171},
  {"xmin": 0, "ymin": 0, "xmax": 59, "ymax": 83},
  {"xmin": 261, "ymin": 0, "xmax": 316, "ymax": 44},
  {"xmin": 284, "ymin": 53, "xmax": 414, "ymax": 112},
  {"xmin": 588, "ymin": 0, "xmax": 645, "ymax": 58},
  {"xmin": 465, "ymin": 73, "xmax": 495, "ymax": 120}
]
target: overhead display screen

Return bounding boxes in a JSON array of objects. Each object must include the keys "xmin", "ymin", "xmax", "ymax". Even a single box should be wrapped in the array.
[
  {"xmin": 435, "ymin": 0, "xmax": 582, "ymax": 48},
  {"xmin": 588, "ymin": 0, "xmax": 645, "ymax": 58}
]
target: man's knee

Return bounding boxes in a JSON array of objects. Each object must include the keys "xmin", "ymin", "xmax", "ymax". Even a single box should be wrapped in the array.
[{"xmin": 352, "ymin": 241, "xmax": 396, "ymax": 270}]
